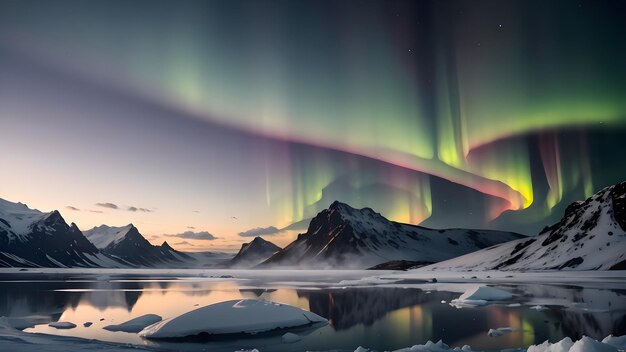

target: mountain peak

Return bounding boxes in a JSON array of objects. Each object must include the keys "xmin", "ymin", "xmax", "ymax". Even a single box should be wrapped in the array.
[
  {"xmin": 161, "ymin": 241, "xmax": 173, "ymax": 250},
  {"xmin": 230, "ymin": 237, "xmax": 281, "ymax": 268},
  {"xmin": 328, "ymin": 200, "xmax": 354, "ymax": 212},
  {"xmin": 250, "ymin": 236, "xmax": 268, "ymax": 244}
]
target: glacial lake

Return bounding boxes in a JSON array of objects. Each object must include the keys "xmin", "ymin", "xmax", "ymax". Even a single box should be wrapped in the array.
[{"xmin": 0, "ymin": 269, "xmax": 624, "ymax": 351}]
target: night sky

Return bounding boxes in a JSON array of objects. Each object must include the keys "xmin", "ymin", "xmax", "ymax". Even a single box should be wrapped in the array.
[{"xmin": 1, "ymin": 0, "xmax": 625, "ymax": 251}]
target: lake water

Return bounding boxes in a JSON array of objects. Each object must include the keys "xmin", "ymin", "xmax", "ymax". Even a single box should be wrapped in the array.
[{"xmin": 0, "ymin": 269, "xmax": 624, "ymax": 351}]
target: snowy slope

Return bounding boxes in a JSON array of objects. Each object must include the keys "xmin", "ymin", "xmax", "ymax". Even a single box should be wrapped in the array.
[
  {"xmin": 229, "ymin": 237, "xmax": 281, "ymax": 268},
  {"xmin": 426, "ymin": 182, "xmax": 626, "ymax": 271},
  {"xmin": 82, "ymin": 224, "xmax": 135, "ymax": 249},
  {"xmin": 262, "ymin": 201, "xmax": 524, "ymax": 268},
  {"xmin": 0, "ymin": 198, "xmax": 107, "ymax": 268}
]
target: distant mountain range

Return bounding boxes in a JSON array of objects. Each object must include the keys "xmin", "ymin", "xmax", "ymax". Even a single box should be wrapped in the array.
[
  {"xmin": 2, "ymin": 181, "xmax": 625, "ymax": 270},
  {"xmin": 426, "ymin": 181, "xmax": 626, "ymax": 271},
  {"xmin": 261, "ymin": 201, "xmax": 524, "ymax": 268},
  {"xmin": 0, "ymin": 199, "xmax": 216, "ymax": 268}
]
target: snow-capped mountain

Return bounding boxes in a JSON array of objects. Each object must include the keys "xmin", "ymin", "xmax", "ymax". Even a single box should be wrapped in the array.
[
  {"xmin": 0, "ymin": 198, "xmax": 117, "ymax": 267},
  {"xmin": 426, "ymin": 181, "xmax": 626, "ymax": 271},
  {"xmin": 261, "ymin": 201, "xmax": 524, "ymax": 268},
  {"xmin": 229, "ymin": 237, "xmax": 281, "ymax": 268},
  {"xmin": 83, "ymin": 224, "xmax": 189, "ymax": 266}
]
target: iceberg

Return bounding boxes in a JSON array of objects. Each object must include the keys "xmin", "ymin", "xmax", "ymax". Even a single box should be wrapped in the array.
[{"xmin": 450, "ymin": 286, "xmax": 513, "ymax": 307}]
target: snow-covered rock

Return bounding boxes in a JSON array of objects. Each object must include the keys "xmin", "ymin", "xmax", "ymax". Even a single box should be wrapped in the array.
[
  {"xmin": 48, "ymin": 321, "xmax": 77, "ymax": 329},
  {"xmin": 139, "ymin": 299, "xmax": 327, "ymax": 339},
  {"xmin": 262, "ymin": 201, "xmax": 523, "ymax": 269},
  {"xmin": 103, "ymin": 314, "xmax": 162, "ymax": 333},
  {"xmin": 426, "ymin": 182, "xmax": 626, "ymax": 271}
]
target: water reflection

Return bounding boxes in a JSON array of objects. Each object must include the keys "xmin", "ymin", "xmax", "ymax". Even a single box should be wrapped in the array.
[{"xmin": 0, "ymin": 273, "xmax": 622, "ymax": 351}]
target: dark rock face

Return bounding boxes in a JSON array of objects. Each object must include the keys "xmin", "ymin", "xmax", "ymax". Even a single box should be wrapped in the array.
[{"xmin": 229, "ymin": 237, "xmax": 280, "ymax": 268}]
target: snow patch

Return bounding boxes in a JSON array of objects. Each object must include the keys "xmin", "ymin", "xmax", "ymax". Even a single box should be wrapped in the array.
[{"xmin": 83, "ymin": 224, "xmax": 135, "ymax": 249}]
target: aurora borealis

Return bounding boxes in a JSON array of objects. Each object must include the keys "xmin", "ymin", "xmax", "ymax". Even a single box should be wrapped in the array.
[{"xmin": 1, "ymin": 0, "xmax": 626, "ymax": 250}]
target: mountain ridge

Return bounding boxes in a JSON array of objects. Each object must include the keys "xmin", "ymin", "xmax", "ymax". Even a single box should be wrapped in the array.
[{"xmin": 261, "ymin": 201, "xmax": 525, "ymax": 269}]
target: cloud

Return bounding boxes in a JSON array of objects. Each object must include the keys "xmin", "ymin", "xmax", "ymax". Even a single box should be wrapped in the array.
[
  {"xmin": 88, "ymin": 210, "xmax": 104, "ymax": 213},
  {"xmin": 192, "ymin": 210, "xmax": 200, "ymax": 213},
  {"xmin": 187, "ymin": 226, "xmax": 195, "ymax": 229},
  {"xmin": 127, "ymin": 206, "xmax": 152, "ymax": 212},
  {"xmin": 96, "ymin": 202, "xmax": 119, "ymax": 209},
  {"xmin": 165, "ymin": 231, "xmax": 218, "ymax": 241},
  {"xmin": 174, "ymin": 241, "xmax": 194, "ymax": 246},
  {"xmin": 238, "ymin": 226, "xmax": 281, "ymax": 237},
  {"xmin": 66, "ymin": 206, "xmax": 80, "ymax": 211}
]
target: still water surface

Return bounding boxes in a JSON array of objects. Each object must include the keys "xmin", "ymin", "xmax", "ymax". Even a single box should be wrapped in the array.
[{"xmin": 0, "ymin": 270, "xmax": 623, "ymax": 351}]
